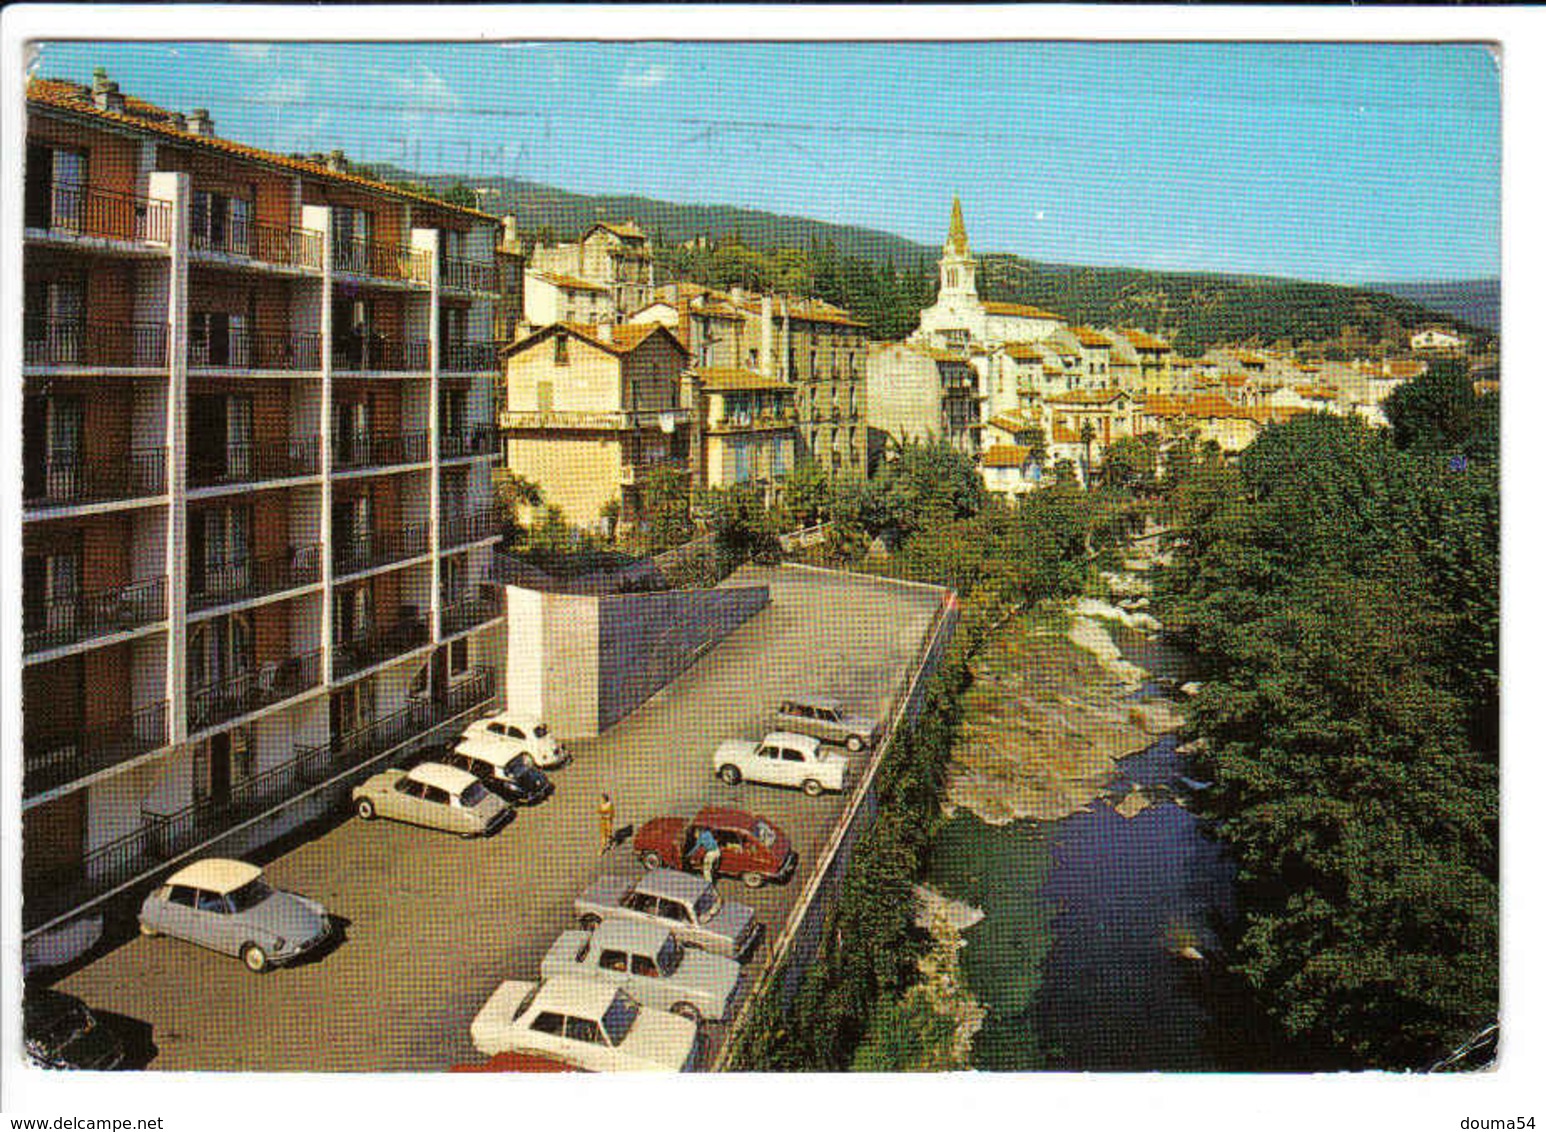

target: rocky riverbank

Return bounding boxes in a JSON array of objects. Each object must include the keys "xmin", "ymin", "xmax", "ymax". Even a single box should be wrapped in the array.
[{"xmin": 943, "ymin": 550, "xmax": 1184, "ymax": 826}]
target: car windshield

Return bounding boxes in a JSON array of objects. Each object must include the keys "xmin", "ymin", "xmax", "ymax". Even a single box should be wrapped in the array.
[
  {"xmin": 226, "ymin": 878, "xmax": 273, "ymax": 913},
  {"xmin": 752, "ymin": 819, "xmax": 777, "ymax": 847},
  {"xmin": 600, "ymin": 991, "xmax": 640, "ymax": 1046},
  {"xmin": 460, "ymin": 781, "xmax": 490, "ymax": 807},
  {"xmin": 693, "ymin": 887, "xmax": 721, "ymax": 921},
  {"xmin": 657, "ymin": 935, "xmax": 683, "ymax": 976}
]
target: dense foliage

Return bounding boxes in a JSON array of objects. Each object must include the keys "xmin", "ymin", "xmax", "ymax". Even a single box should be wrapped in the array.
[{"xmin": 1158, "ymin": 402, "xmax": 1498, "ymax": 1069}]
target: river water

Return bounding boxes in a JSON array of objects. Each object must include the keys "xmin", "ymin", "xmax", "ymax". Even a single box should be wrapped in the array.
[{"xmin": 929, "ymin": 624, "xmax": 1278, "ymax": 1071}]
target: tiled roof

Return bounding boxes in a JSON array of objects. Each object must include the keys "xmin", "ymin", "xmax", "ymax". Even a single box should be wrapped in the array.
[
  {"xmin": 982, "ymin": 300, "xmax": 1066, "ymax": 322},
  {"xmin": 28, "ymin": 77, "xmax": 495, "ymax": 222},
  {"xmin": 531, "ymin": 271, "xmax": 610, "ymax": 294},
  {"xmin": 1120, "ymin": 328, "xmax": 1172, "ymax": 352},
  {"xmin": 590, "ymin": 220, "xmax": 648, "ymax": 241},
  {"xmin": 1222, "ymin": 372, "xmax": 1249, "ymax": 388},
  {"xmin": 696, "ymin": 366, "xmax": 791, "ymax": 392},
  {"xmin": 982, "ymin": 444, "xmax": 1036, "ymax": 469},
  {"xmin": 502, "ymin": 320, "xmax": 686, "ymax": 360},
  {"xmin": 987, "ymin": 412, "xmax": 1034, "ymax": 433},
  {"xmin": 1051, "ymin": 422, "xmax": 1083, "ymax": 445},
  {"xmin": 1000, "ymin": 341, "xmax": 1045, "ymax": 362},
  {"xmin": 1046, "ymin": 388, "xmax": 1128, "ymax": 405},
  {"xmin": 905, "ymin": 343, "xmax": 970, "ymax": 364},
  {"xmin": 1387, "ymin": 360, "xmax": 1426, "ymax": 378},
  {"xmin": 1069, "ymin": 326, "xmax": 1114, "ymax": 348}
]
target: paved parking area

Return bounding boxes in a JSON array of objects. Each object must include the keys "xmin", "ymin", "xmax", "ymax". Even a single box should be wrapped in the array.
[{"xmin": 53, "ymin": 564, "xmax": 944, "ymax": 1071}]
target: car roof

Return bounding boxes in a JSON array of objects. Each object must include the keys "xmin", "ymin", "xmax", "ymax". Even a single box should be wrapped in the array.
[
  {"xmin": 763, "ymin": 731, "xmax": 823, "ymax": 752},
  {"xmin": 457, "ymin": 744, "xmax": 529, "ymax": 771},
  {"xmin": 634, "ymin": 867, "xmax": 711, "ymax": 902},
  {"xmin": 532, "ymin": 975, "xmax": 623, "ymax": 1017},
  {"xmin": 591, "ymin": 917, "xmax": 671, "ymax": 952},
  {"xmin": 165, "ymin": 858, "xmax": 262, "ymax": 894},
  {"xmin": 407, "ymin": 762, "xmax": 480, "ymax": 794},
  {"xmin": 692, "ymin": 805, "xmax": 765, "ymax": 831},
  {"xmin": 779, "ymin": 694, "xmax": 843, "ymax": 712},
  {"xmin": 483, "ymin": 711, "xmax": 544, "ymax": 728}
]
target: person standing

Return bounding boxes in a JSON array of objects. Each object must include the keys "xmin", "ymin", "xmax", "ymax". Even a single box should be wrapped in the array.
[
  {"xmin": 597, "ymin": 792, "xmax": 616, "ymax": 855},
  {"xmin": 694, "ymin": 826, "xmax": 721, "ymax": 884}
]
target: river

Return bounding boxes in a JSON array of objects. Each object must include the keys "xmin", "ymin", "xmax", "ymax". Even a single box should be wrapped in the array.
[{"xmin": 929, "ymin": 622, "xmax": 1280, "ymax": 1071}]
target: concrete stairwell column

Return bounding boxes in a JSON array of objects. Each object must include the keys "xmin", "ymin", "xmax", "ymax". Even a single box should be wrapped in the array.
[
  {"xmin": 413, "ymin": 227, "xmax": 443, "ymax": 643},
  {"xmin": 150, "ymin": 170, "xmax": 189, "ymax": 746},
  {"xmin": 304, "ymin": 204, "xmax": 334, "ymax": 685}
]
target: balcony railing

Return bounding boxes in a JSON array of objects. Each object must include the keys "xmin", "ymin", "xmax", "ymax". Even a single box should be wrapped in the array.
[
  {"xmin": 22, "ymin": 670, "xmax": 494, "ymax": 931},
  {"xmin": 333, "ymin": 521, "xmax": 431, "ymax": 576},
  {"xmin": 189, "ymin": 438, "xmax": 321, "ymax": 489},
  {"xmin": 23, "ymin": 576, "xmax": 167, "ymax": 656},
  {"xmin": 324, "ymin": 666, "xmax": 494, "ymax": 764},
  {"xmin": 332, "ymin": 431, "xmax": 429, "ymax": 472},
  {"xmin": 441, "ymin": 592, "xmax": 502, "ymax": 637},
  {"xmin": 24, "ymin": 318, "xmax": 168, "ymax": 368},
  {"xmin": 190, "ymin": 218, "xmax": 324, "ymax": 271},
  {"xmin": 332, "ymin": 334, "xmax": 431, "ymax": 373},
  {"xmin": 441, "ymin": 258, "xmax": 501, "ymax": 294},
  {"xmin": 440, "ymin": 507, "xmax": 504, "ymax": 549},
  {"xmin": 619, "ymin": 456, "xmax": 689, "ymax": 486},
  {"xmin": 333, "ymin": 239, "xmax": 432, "ymax": 285},
  {"xmin": 332, "ymin": 614, "xmax": 431, "ymax": 679},
  {"xmin": 707, "ymin": 408, "xmax": 798, "ymax": 433},
  {"xmin": 499, "ymin": 407, "xmax": 692, "ymax": 432},
  {"xmin": 188, "ymin": 545, "xmax": 322, "ymax": 612},
  {"xmin": 26, "ymin": 184, "xmax": 172, "ymax": 245},
  {"xmin": 441, "ymin": 341, "xmax": 501, "ymax": 372},
  {"xmin": 187, "ymin": 648, "xmax": 324, "ymax": 734},
  {"xmin": 24, "ymin": 701, "xmax": 169, "ymax": 800},
  {"xmin": 438, "ymin": 425, "xmax": 498, "ymax": 459},
  {"xmin": 23, "ymin": 448, "xmax": 166, "ymax": 510},
  {"xmin": 189, "ymin": 328, "xmax": 323, "ymax": 371}
]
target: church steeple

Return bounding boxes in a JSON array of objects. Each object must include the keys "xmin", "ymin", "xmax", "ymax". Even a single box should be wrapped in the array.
[
  {"xmin": 947, "ymin": 196, "xmax": 970, "ymax": 255},
  {"xmin": 939, "ymin": 196, "xmax": 977, "ymax": 300}
]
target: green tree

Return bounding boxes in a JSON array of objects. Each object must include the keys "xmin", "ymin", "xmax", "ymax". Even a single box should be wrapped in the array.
[
  {"xmin": 781, "ymin": 460, "xmax": 831, "ymax": 527},
  {"xmin": 866, "ymin": 439, "xmax": 986, "ymax": 538},
  {"xmin": 699, "ymin": 484, "xmax": 782, "ymax": 567},
  {"xmin": 440, "ymin": 181, "xmax": 480, "ymax": 210},
  {"xmin": 637, "ymin": 466, "xmax": 694, "ymax": 551},
  {"xmin": 1383, "ymin": 357, "xmax": 1491, "ymax": 459}
]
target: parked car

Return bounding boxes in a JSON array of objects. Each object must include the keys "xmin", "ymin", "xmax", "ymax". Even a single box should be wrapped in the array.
[
  {"xmin": 420, "ymin": 742, "xmax": 553, "ymax": 806},
  {"xmin": 772, "ymin": 694, "xmax": 880, "ymax": 751},
  {"xmin": 137, "ymin": 858, "xmax": 332, "ymax": 973},
  {"xmin": 574, "ymin": 868, "xmax": 763, "ymax": 962},
  {"xmin": 352, "ymin": 762, "xmax": 513, "ymax": 837},
  {"xmin": 633, "ymin": 805, "xmax": 797, "ymax": 888},
  {"xmin": 449, "ymin": 1051, "xmax": 587, "ymax": 1073},
  {"xmin": 540, "ymin": 919, "xmax": 741, "ymax": 1024},
  {"xmin": 458, "ymin": 711, "xmax": 569, "ymax": 769},
  {"xmin": 714, "ymin": 731, "xmax": 849, "ymax": 796},
  {"xmin": 469, "ymin": 975, "xmax": 700, "ymax": 1072},
  {"xmin": 23, "ymin": 988, "xmax": 128, "ymax": 1070}
]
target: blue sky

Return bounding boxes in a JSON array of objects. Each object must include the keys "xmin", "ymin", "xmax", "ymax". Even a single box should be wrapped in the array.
[{"xmin": 31, "ymin": 40, "xmax": 1499, "ymax": 283}]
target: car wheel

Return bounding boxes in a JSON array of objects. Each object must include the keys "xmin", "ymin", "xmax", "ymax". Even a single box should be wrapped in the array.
[
  {"xmin": 641, "ymin": 850, "xmax": 664, "ymax": 870},
  {"xmin": 718, "ymin": 764, "xmax": 742, "ymax": 786},
  {"xmin": 579, "ymin": 913, "xmax": 602, "ymax": 931},
  {"xmin": 846, "ymin": 735, "xmax": 865, "ymax": 752},
  {"xmin": 240, "ymin": 943, "xmax": 269, "ymax": 974},
  {"xmin": 802, "ymin": 778, "xmax": 825, "ymax": 797},
  {"xmin": 670, "ymin": 1001, "xmax": 703, "ymax": 1024},
  {"xmin": 355, "ymin": 798, "xmax": 376, "ymax": 821},
  {"xmin": 742, "ymin": 872, "xmax": 766, "ymax": 889},
  {"xmin": 138, "ymin": 921, "xmax": 158, "ymax": 937}
]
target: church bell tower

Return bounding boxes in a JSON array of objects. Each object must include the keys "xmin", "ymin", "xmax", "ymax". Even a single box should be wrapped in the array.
[{"xmin": 939, "ymin": 196, "xmax": 978, "ymax": 300}]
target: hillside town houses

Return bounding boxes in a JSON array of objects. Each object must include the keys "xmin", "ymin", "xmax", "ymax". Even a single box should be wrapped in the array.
[{"xmin": 18, "ymin": 69, "xmax": 1488, "ymax": 929}]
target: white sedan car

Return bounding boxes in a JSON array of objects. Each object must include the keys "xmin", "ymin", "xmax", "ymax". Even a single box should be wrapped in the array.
[
  {"xmin": 470, "ymin": 975, "xmax": 700, "ymax": 1072},
  {"xmin": 713, "ymin": 731, "xmax": 849, "ymax": 796},
  {"xmin": 457, "ymin": 712, "xmax": 569, "ymax": 769}
]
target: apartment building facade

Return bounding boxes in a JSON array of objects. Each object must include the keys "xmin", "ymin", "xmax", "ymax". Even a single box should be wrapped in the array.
[
  {"xmin": 499, "ymin": 321, "xmax": 694, "ymax": 529},
  {"xmin": 21, "ymin": 72, "xmax": 508, "ymax": 938}
]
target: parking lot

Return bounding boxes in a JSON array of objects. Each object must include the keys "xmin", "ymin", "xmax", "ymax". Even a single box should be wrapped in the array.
[{"xmin": 52, "ymin": 564, "xmax": 945, "ymax": 1072}]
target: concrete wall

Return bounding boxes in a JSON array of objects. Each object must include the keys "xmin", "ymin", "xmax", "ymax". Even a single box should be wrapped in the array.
[
  {"xmin": 596, "ymin": 585, "xmax": 769, "ymax": 733},
  {"xmin": 503, "ymin": 581, "xmax": 769, "ymax": 739}
]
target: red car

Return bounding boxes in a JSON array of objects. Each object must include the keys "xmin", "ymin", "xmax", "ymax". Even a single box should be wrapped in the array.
[
  {"xmin": 633, "ymin": 805, "xmax": 798, "ymax": 888},
  {"xmin": 449, "ymin": 1051, "xmax": 586, "ymax": 1073}
]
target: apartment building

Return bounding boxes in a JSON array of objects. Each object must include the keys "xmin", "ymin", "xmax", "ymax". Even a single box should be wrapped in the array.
[
  {"xmin": 696, "ymin": 367, "xmax": 797, "ymax": 496},
  {"xmin": 865, "ymin": 341, "xmax": 983, "ymax": 458},
  {"xmin": 524, "ymin": 220, "xmax": 656, "ymax": 327},
  {"xmin": 21, "ymin": 72, "xmax": 508, "ymax": 938},
  {"xmin": 499, "ymin": 321, "xmax": 694, "ymax": 529},
  {"xmin": 628, "ymin": 284, "xmax": 870, "ymax": 479}
]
